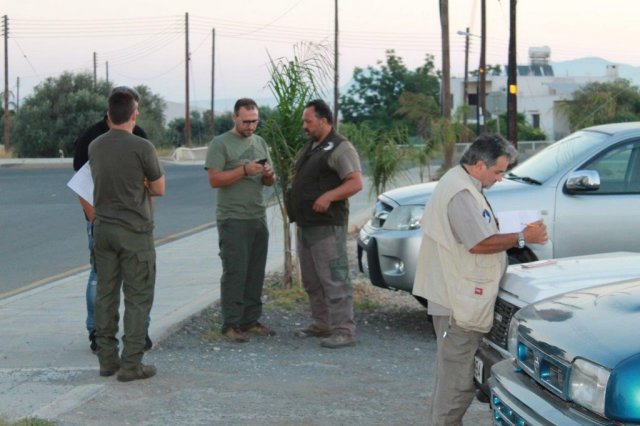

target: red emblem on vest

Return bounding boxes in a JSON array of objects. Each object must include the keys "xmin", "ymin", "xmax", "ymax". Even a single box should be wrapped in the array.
[{"xmin": 474, "ymin": 287, "xmax": 483, "ymax": 295}]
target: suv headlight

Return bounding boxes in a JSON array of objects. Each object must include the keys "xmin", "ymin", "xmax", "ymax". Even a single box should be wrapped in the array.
[
  {"xmin": 382, "ymin": 205, "xmax": 423, "ymax": 231},
  {"xmin": 569, "ymin": 358, "xmax": 610, "ymax": 417}
]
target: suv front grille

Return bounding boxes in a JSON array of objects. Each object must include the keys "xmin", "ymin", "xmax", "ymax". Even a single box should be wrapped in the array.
[{"xmin": 488, "ymin": 298, "xmax": 519, "ymax": 349}]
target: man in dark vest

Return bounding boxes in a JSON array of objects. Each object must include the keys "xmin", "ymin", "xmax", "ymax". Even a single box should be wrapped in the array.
[{"xmin": 288, "ymin": 99, "xmax": 363, "ymax": 348}]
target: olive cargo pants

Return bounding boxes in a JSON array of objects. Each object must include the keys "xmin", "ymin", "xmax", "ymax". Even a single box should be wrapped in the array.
[{"xmin": 93, "ymin": 220, "xmax": 156, "ymax": 371}]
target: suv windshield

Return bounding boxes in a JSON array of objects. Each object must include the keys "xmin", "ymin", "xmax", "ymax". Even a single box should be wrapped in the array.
[{"xmin": 508, "ymin": 130, "xmax": 608, "ymax": 184}]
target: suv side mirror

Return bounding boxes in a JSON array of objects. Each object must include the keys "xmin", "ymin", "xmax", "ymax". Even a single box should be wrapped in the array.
[{"xmin": 564, "ymin": 170, "xmax": 600, "ymax": 193}]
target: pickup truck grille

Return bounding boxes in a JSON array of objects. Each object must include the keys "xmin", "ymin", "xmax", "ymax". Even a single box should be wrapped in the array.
[
  {"xmin": 516, "ymin": 336, "xmax": 570, "ymax": 399},
  {"xmin": 487, "ymin": 298, "xmax": 519, "ymax": 349}
]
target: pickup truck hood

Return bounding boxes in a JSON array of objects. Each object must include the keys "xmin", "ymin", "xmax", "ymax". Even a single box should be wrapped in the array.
[
  {"xmin": 500, "ymin": 252, "xmax": 640, "ymax": 306},
  {"xmin": 516, "ymin": 279, "xmax": 640, "ymax": 368}
]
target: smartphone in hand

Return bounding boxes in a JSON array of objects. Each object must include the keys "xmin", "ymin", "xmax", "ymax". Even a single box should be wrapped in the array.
[{"xmin": 257, "ymin": 158, "xmax": 268, "ymax": 165}]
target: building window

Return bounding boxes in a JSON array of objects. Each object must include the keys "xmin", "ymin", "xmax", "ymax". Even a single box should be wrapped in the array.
[{"xmin": 532, "ymin": 113, "xmax": 540, "ymax": 129}]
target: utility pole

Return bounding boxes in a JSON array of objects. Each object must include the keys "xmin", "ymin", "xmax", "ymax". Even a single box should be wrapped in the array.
[
  {"xmin": 105, "ymin": 61, "xmax": 109, "ymax": 85},
  {"xmin": 16, "ymin": 76, "xmax": 19, "ymax": 112},
  {"xmin": 462, "ymin": 27, "xmax": 470, "ymax": 131},
  {"xmin": 507, "ymin": 0, "xmax": 518, "ymax": 146},
  {"xmin": 3, "ymin": 15, "xmax": 9, "ymax": 153},
  {"xmin": 211, "ymin": 28, "xmax": 215, "ymax": 136},
  {"xmin": 93, "ymin": 52, "xmax": 97, "ymax": 91},
  {"xmin": 333, "ymin": 0, "xmax": 339, "ymax": 125},
  {"xmin": 479, "ymin": 0, "xmax": 487, "ymax": 134},
  {"xmin": 184, "ymin": 12, "xmax": 191, "ymax": 147},
  {"xmin": 439, "ymin": 0, "xmax": 451, "ymax": 120}
]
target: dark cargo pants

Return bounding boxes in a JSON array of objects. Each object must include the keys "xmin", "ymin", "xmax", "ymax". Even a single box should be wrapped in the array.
[
  {"xmin": 93, "ymin": 220, "xmax": 156, "ymax": 371},
  {"xmin": 297, "ymin": 225, "xmax": 355, "ymax": 336},
  {"xmin": 217, "ymin": 218, "xmax": 269, "ymax": 331}
]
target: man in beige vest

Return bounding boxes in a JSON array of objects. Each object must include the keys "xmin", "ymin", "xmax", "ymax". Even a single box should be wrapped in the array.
[{"xmin": 413, "ymin": 134, "xmax": 548, "ymax": 425}]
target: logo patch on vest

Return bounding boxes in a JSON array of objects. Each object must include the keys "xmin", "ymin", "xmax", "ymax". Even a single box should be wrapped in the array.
[
  {"xmin": 323, "ymin": 141, "xmax": 334, "ymax": 151},
  {"xmin": 482, "ymin": 209, "xmax": 492, "ymax": 223},
  {"xmin": 474, "ymin": 287, "xmax": 483, "ymax": 296}
]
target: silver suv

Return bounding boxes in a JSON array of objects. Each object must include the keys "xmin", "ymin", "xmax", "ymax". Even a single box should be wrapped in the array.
[{"xmin": 357, "ymin": 121, "xmax": 640, "ymax": 301}]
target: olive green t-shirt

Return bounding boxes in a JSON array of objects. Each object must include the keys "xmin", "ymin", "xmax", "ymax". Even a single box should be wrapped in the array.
[
  {"xmin": 89, "ymin": 129, "xmax": 164, "ymax": 233},
  {"xmin": 204, "ymin": 130, "xmax": 272, "ymax": 220}
]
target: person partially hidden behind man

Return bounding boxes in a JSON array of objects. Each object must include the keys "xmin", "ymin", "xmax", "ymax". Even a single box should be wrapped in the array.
[
  {"xmin": 412, "ymin": 134, "xmax": 548, "ymax": 425},
  {"xmin": 90, "ymin": 89, "xmax": 165, "ymax": 382}
]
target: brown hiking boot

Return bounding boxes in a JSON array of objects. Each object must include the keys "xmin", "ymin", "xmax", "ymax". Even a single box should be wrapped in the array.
[
  {"xmin": 294, "ymin": 324, "xmax": 331, "ymax": 338},
  {"xmin": 116, "ymin": 364, "xmax": 157, "ymax": 382},
  {"xmin": 243, "ymin": 322, "xmax": 276, "ymax": 337},
  {"xmin": 223, "ymin": 325, "xmax": 250, "ymax": 343},
  {"xmin": 320, "ymin": 333, "xmax": 356, "ymax": 349},
  {"xmin": 99, "ymin": 363, "xmax": 120, "ymax": 377}
]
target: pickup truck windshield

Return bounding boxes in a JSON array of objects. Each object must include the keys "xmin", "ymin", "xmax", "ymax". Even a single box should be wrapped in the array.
[{"xmin": 508, "ymin": 131, "xmax": 608, "ymax": 184}]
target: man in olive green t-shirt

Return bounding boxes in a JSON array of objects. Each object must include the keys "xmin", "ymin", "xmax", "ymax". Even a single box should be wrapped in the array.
[
  {"xmin": 204, "ymin": 98, "xmax": 276, "ymax": 343},
  {"xmin": 90, "ymin": 90, "xmax": 165, "ymax": 382}
]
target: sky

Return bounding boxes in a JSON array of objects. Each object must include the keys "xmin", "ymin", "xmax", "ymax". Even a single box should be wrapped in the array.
[{"xmin": 2, "ymin": 0, "xmax": 640, "ymax": 110}]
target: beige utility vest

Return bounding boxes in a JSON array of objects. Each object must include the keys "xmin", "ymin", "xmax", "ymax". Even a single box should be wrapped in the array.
[{"xmin": 413, "ymin": 166, "xmax": 505, "ymax": 332}]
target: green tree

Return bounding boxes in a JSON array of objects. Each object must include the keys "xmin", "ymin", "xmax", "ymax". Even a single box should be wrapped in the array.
[
  {"xmin": 12, "ymin": 72, "xmax": 110, "ymax": 157},
  {"xmin": 470, "ymin": 64, "xmax": 502, "ymax": 77},
  {"xmin": 340, "ymin": 50, "xmax": 440, "ymax": 132},
  {"xmin": 560, "ymin": 79, "xmax": 640, "ymax": 131},
  {"xmin": 11, "ymin": 72, "xmax": 167, "ymax": 157},
  {"xmin": 486, "ymin": 113, "xmax": 546, "ymax": 141},
  {"xmin": 340, "ymin": 122, "xmax": 409, "ymax": 195},
  {"xmin": 259, "ymin": 42, "xmax": 331, "ymax": 288},
  {"xmin": 406, "ymin": 136, "xmax": 439, "ymax": 182},
  {"xmin": 134, "ymin": 85, "xmax": 167, "ymax": 146}
]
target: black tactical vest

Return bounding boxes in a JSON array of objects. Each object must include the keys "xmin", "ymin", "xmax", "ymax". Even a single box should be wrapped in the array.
[{"xmin": 288, "ymin": 130, "xmax": 349, "ymax": 227}]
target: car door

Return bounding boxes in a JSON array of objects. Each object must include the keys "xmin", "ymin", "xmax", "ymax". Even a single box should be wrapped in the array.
[{"xmin": 554, "ymin": 139, "xmax": 640, "ymax": 258}]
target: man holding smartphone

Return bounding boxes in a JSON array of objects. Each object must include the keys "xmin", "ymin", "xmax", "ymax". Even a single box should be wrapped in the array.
[{"xmin": 204, "ymin": 98, "xmax": 276, "ymax": 343}]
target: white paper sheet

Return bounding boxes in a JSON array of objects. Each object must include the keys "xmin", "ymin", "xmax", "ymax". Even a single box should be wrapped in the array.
[
  {"xmin": 495, "ymin": 210, "xmax": 542, "ymax": 234},
  {"xmin": 67, "ymin": 162, "xmax": 94, "ymax": 206}
]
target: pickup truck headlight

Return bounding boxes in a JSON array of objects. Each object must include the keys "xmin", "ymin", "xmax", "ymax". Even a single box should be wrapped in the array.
[
  {"xmin": 569, "ymin": 358, "xmax": 610, "ymax": 416},
  {"xmin": 507, "ymin": 316, "xmax": 520, "ymax": 358},
  {"xmin": 382, "ymin": 205, "xmax": 423, "ymax": 231}
]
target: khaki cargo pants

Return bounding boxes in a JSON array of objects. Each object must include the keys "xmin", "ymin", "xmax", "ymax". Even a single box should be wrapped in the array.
[{"xmin": 297, "ymin": 225, "xmax": 355, "ymax": 336}]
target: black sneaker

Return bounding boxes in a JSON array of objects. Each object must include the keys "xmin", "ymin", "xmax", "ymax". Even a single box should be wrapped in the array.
[
  {"xmin": 144, "ymin": 334, "xmax": 153, "ymax": 351},
  {"xmin": 89, "ymin": 330, "xmax": 98, "ymax": 354}
]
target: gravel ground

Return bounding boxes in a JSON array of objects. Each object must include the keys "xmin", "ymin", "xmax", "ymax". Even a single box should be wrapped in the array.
[{"xmin": 54, "ymin": 236, "xmax": 493, "ymax": 426}]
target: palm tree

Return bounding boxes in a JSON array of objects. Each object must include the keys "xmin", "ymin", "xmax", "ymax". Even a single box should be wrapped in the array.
[{"xmin": 260, "ymin": 42, "xmax": 332, "ymax": 288}]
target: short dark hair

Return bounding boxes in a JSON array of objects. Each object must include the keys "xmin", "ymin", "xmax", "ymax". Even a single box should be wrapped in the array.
[
  {"xmin": 234, "ymin": 98, "xmax": 258, "ymax": 115},
  {"xmin": 460, "ymin": 133, "xmax": 518, "ymax": 167},
  {"xmin": 305, "ymin": 99, "xmax": 333, "ymax": 125},
  {"xmin": 108, "ymin": 91, "xmax": 137, "ymax": 125},
  {"xmin": 110, "ymin": 86, "xmax": 141, "ymax": 102}
]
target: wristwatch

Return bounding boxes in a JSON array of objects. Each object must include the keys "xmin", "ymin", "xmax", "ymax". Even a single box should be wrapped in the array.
[{"xmin": 517, "ymin": 232, "xmax": 525, "ymax": 249}]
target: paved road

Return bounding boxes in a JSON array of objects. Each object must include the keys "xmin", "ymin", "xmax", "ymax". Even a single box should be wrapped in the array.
[{"xmin": 0, "ymin": 162, "xmax": 215, "ymax": 296}]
